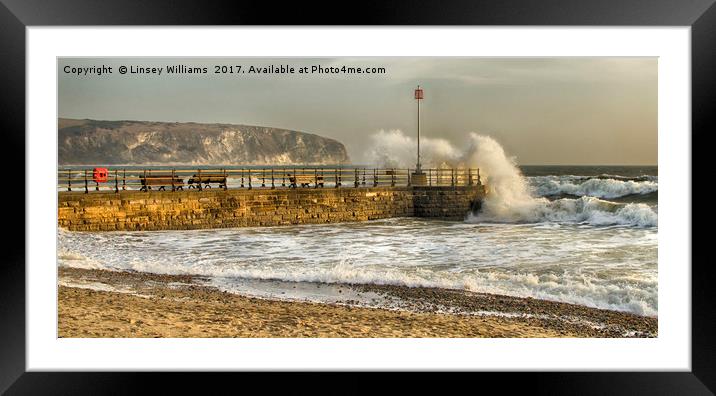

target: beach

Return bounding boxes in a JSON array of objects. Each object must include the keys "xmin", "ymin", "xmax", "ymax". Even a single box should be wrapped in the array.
[{"xmin": 58, "ymin": 267, "xmax": 657, "ymax": 338}]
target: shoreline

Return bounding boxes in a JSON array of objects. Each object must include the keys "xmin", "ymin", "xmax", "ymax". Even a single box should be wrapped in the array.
[{"xmin": 58, "ymin": 267, "xmax": 657, "ymax": 338}]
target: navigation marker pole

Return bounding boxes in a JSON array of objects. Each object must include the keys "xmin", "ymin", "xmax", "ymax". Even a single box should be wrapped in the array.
[
  {"xmin": 412, "ymin": 85, "xmax": 427, "ymax": 186},
  {"xmin": 416, "ymin": 85, "xmax": 423, "ymax": 173}
]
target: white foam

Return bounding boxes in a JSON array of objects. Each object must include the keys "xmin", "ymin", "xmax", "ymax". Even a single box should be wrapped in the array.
[
  {"xmin": 58, "ymin": 278, "xmax": 148, "ymax": 298},
  {"xmin": 57, "ymin": 219, "xmax": 658, "ymax": 316},
  {"xmin": 449, "ymin": 134, "xmax": 658, "ymax": 227},
  {"xmin": 362, "ymin": 131, "xmax": 657, "ymax": 223},
  {"xmin": 528, "ymin": 176, "xmax": 658, "ymax": 199},
  {"xmin": 468, "ymin": 196, "xmax": 657, "ymax": 227}
]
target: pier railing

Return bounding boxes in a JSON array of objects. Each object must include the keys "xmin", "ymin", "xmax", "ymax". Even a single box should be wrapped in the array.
[{"xmin": 57, "ymin": 167, "xmax": 481, "ymax": 193}]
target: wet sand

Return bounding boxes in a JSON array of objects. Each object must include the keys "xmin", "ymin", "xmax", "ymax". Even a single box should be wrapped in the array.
[{"xmin": 58, "ymin": 267, "xmax": 657, "ymax": 338}]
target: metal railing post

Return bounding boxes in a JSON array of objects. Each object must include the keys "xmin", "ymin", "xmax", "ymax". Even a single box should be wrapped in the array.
[
  {"xmin": 171, "ymin": 168, "xmax": 176, "ymax": 191},
  {"xmin": 122, "ymin": 169, "xmax": 126, "ymax": 190},
  {"xmin": 362, "ymin": 168, "xmax": 366, "ymax": 186},
  {"xmin": 477, "ymin": 168, "xmax": 481, "ymax": 185},
  {"xmin": 282, "ymin": 167, "xmax": 286, "ymax": 187},
  {"xmin": 391, "ymin": 168, "xmax": 395, "ymax": 187},
  {"xmin": 261, "ymin": 168, "xmax": 266, "ymax": 188},
  {"xmin": 314, "ymin": 168, "xmax": 318, "ymax": 188},
  {"xmin": 84, "ymin": 169, "xmax": 88, "ymax": 194},
  {"xmin": 407, "ymin": 169, "xmax": 411, "ymax": 186},
  {"xmin": 373, "ymin": 169, "xmax": 377, "ymax": 187},
  {"xmin": 67, "ymin": 169, "xmax": 72, "ymax": 191},
  {"xmin": 248, "ymin": 169, "xmax": 252, "ymax": 190},
  {"xmin": 115, "ymin": 169, "xmax": 119, "ymax": 193},
  {"xmin": 354, "ymin": 168, "xmax": 359, "ymax": 188},
  {"xmin": 198, "ymin": 169, "xmax": 203, "ymax": 191},
  {"xmin": 271, "ymin": 168, "xmax": 275, "ymax": 189}
]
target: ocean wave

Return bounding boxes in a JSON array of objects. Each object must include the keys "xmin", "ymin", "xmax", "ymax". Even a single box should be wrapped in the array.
[
  {"xmin": 592, "ymin": 174, "xmax": 657, "ymax": 182},
  {"xmin": 58, "ymin": 248, "xmax": 657, "ymax": 316},
  {"xmin": 205, "ymin": 265, "xmax": 657, "ymax": 316},
  {"xmin": 469, "ymin": 196, "xmax": 657, "ymax": 227},
  {"xmin": 57, "ymin": 216, "xmax": 658, "ymax": 317},
  {"xmin": 528, "ymin": 176, "xmax": 658, "ymax": 199}
]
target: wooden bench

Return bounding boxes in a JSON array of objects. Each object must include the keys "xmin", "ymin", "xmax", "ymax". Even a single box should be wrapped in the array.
[
  {"xmin": 139, "ymin": 174, "xmax": 185, "ymax": 191},
  {"xmin": 288, "ymin": 174, "xmax": 324, "ymax": 188},
  {"xmin": 187, "ymin": 173, "xmax": 227, "ymax": 189}
]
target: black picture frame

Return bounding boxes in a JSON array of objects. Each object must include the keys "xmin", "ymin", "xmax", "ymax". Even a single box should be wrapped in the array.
[{"xmin": 2, "ymin": 0, "xmax": 712, "ymax": 393}]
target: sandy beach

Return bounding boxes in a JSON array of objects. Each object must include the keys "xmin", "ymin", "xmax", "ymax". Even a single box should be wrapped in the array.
[{"xmin": 58, "ymin": 267, "xmax": 657, "ymax": 338}]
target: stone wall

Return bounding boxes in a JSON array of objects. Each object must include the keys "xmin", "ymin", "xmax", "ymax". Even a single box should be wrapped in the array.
[
  {"xmin": 412, "ymin": 186, "xmax": 484, "ymax": 220},
  {"xmin": 58, "ymin": 186, "xmax": 485, "ymax": 231}
]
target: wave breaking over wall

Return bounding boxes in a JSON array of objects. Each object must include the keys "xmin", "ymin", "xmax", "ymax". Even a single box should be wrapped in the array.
[{"xmin": 363, "ymin": 130, "xmax": 657, "ymax": 227}]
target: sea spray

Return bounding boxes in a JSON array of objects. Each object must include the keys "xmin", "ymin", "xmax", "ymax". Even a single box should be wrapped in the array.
[
  {"xmin": 459, "ymin": 134, "xmax": 658, "ymax": 226},
  {"xmin": 459, "ymin": 134, "xmax": 550, "ymax": 222},
  {"xmin": 363, "ymin": 130, "xmax": 658, "ymax": 227},
  {"xmin": 459, "ymin": 134, "xmax": 657, "ymax": 226},
  {"xmin": 365, "ymin": 129, "xmax": 463, "ymax": 168}
]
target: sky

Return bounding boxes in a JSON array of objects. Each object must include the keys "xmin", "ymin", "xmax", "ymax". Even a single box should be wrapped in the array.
[{"xmin": 58, "ymin": 57, "xmax": 657, "ymax": 165}]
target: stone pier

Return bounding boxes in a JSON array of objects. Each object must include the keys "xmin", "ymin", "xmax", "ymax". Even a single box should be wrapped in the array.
[{"xmin": 57, "ymin": 185, "xmax": 486, "ymax": 231}]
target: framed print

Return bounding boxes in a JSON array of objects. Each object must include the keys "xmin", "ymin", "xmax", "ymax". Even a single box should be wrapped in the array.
[{"xmin": 2, "ymin": 0, "xmax": 713, "ymax": 393}]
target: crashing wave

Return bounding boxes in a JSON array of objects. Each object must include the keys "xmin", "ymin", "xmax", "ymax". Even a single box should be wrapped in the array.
[
  {"xmin": 361, "ymin": 130, "xmax": 658, "ymax": 228},
  {"xmin": 528, "ymin": 176, "xmax": 658, "ymax": 199},
  {"xmin": 467, "ymin": 196, "xmax": 657, "ymax": 227},
  {"xmin": 593, "ymin": 174, "xmax": 658, "ymax": 182}
]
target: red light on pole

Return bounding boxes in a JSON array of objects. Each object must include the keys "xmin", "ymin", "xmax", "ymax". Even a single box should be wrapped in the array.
[{"xmin": 414, "ymin": 87, "xmax": 424, "ymax": 100}]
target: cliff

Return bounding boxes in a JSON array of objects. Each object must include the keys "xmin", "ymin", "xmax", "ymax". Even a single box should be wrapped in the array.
[{"xmin": 58, "ymin": 118, "xmax": 350, "ymax": 165}]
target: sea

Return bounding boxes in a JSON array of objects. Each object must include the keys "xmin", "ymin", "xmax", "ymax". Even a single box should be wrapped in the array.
[{"xmin": 57, "ymin": 159, "xmax": 658, "ymax": 317}]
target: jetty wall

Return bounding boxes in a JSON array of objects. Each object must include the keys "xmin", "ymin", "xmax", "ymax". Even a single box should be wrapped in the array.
[{"xmin": 57, "ymin": 186, "xmax": 486, "ymax": 231}]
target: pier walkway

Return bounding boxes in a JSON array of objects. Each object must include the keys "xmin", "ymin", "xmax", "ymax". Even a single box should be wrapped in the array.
[{"xmin": 58, "ymin": 167, "xmax": 481, "ymax": 193}]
